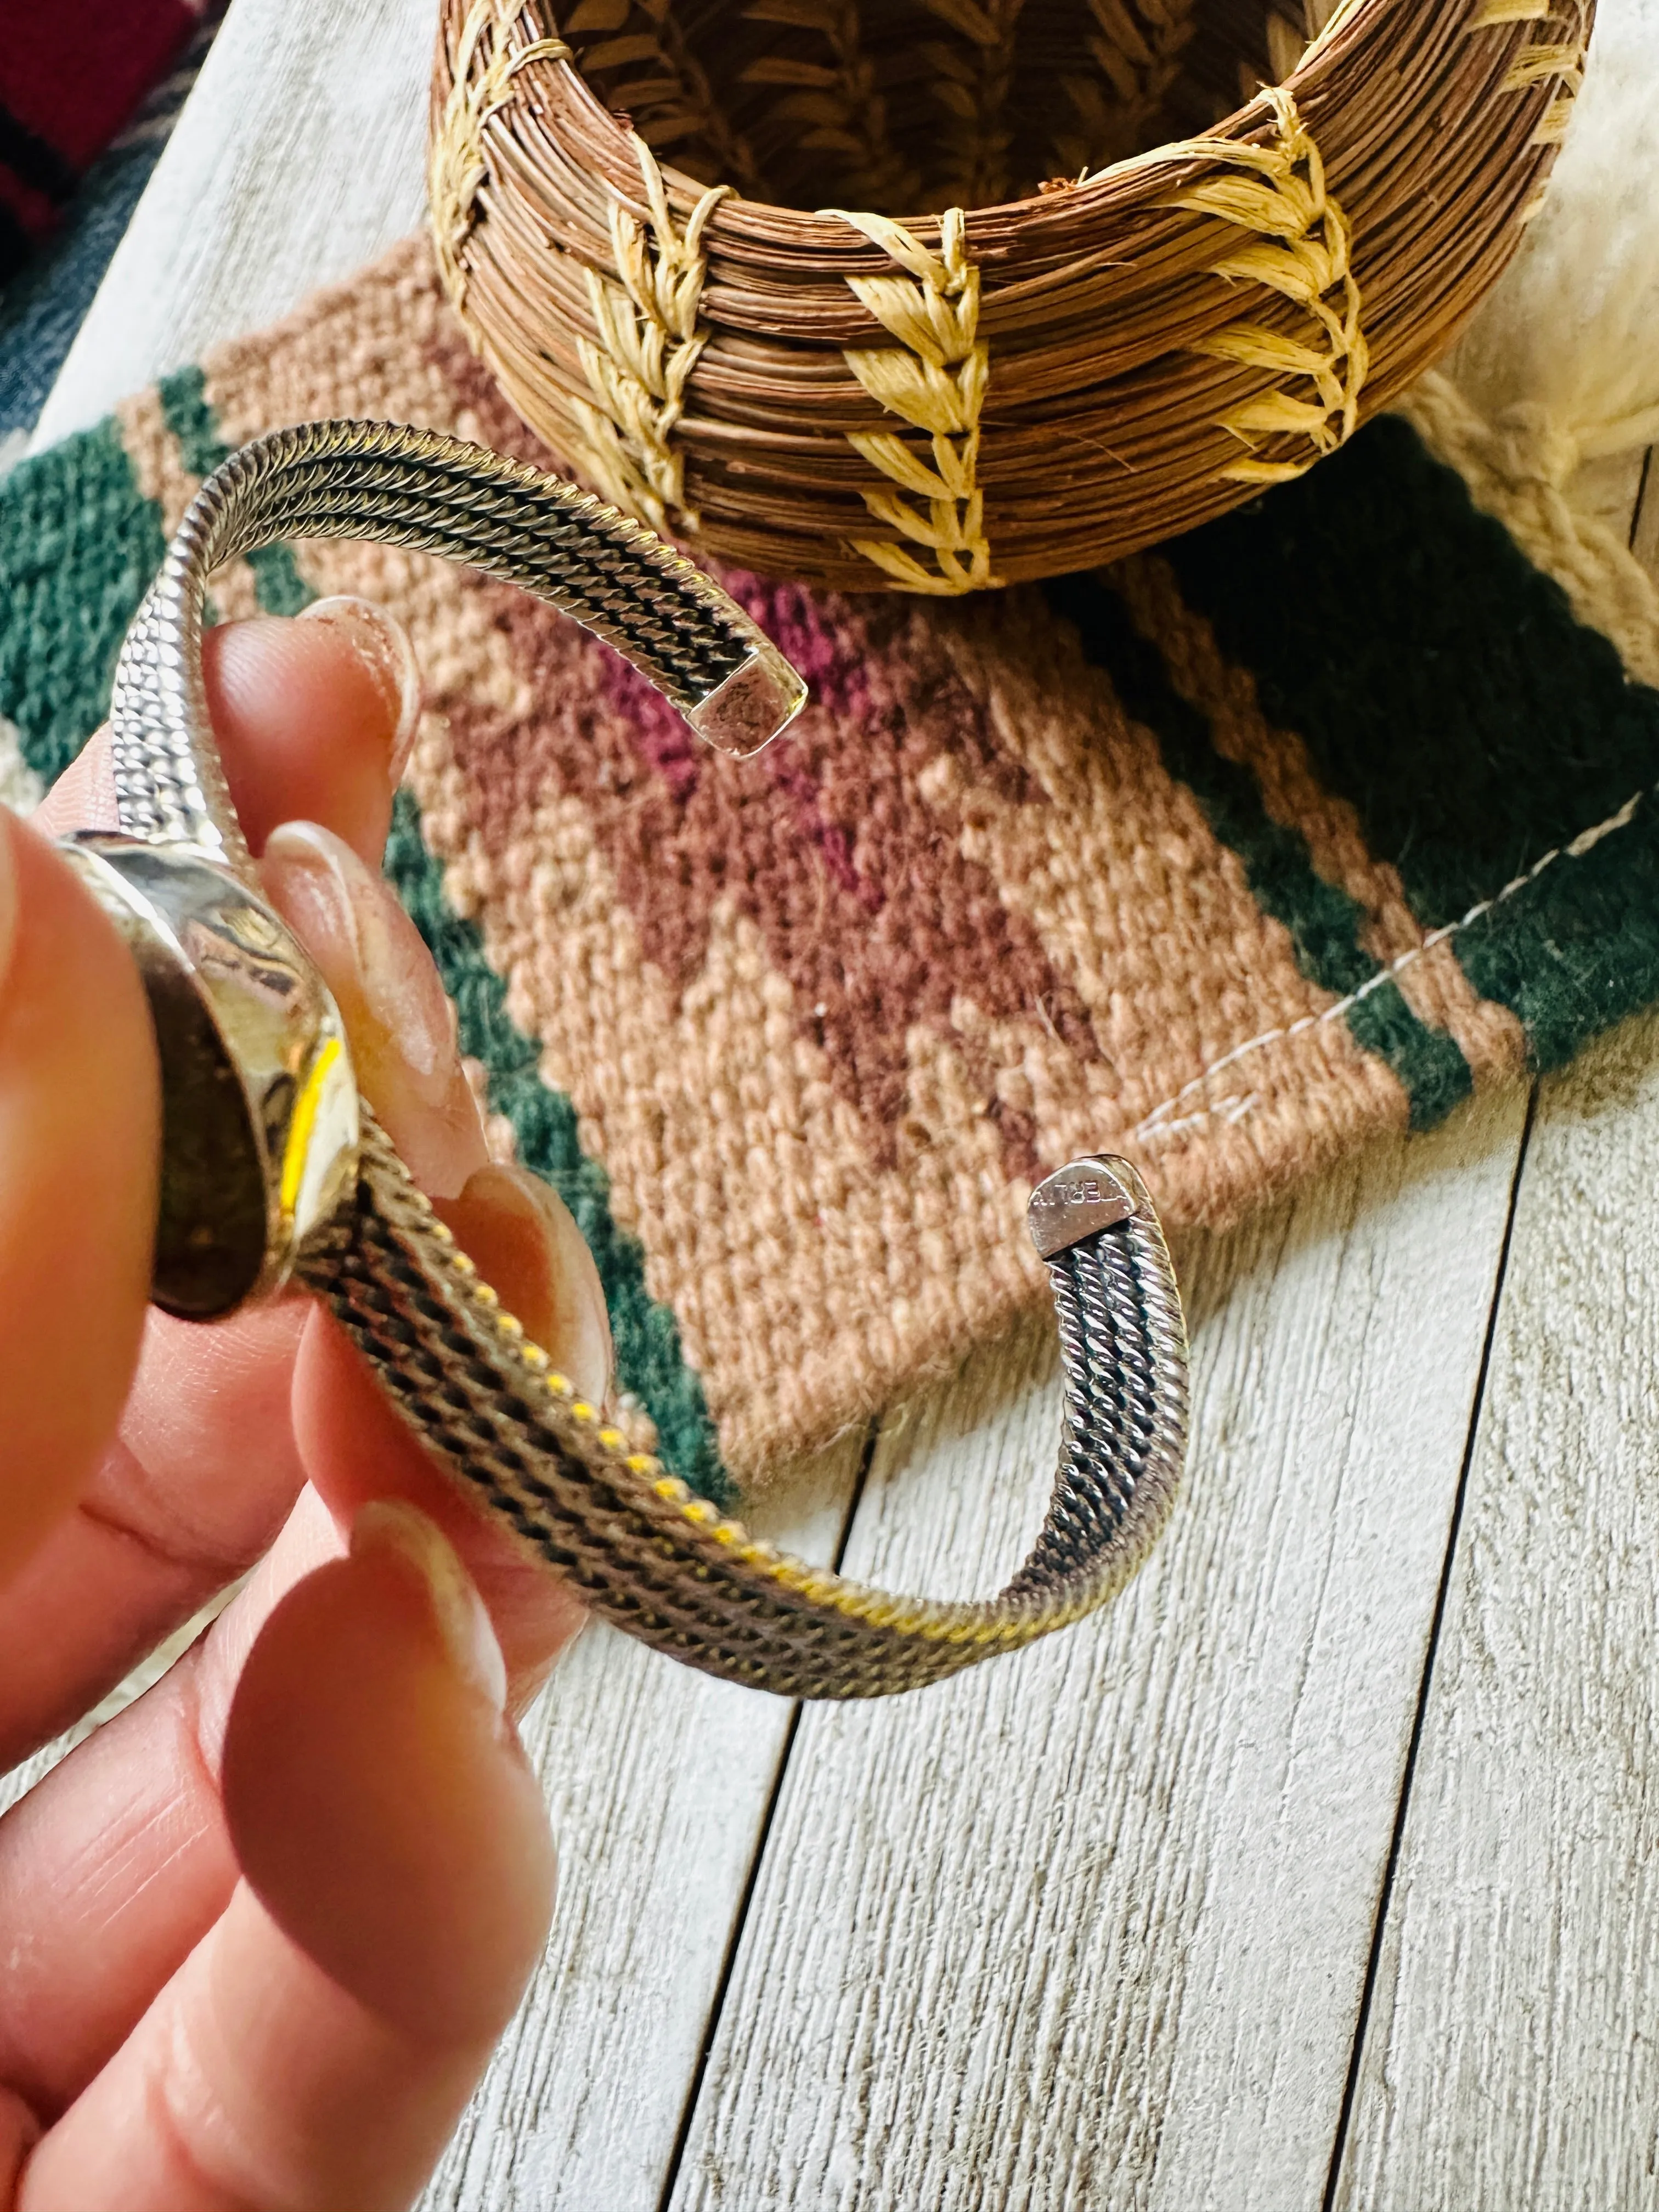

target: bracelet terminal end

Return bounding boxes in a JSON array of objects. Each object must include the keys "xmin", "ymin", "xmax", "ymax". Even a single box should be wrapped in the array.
[
  {"xmin": 1028, "ymin": 1156, "xmax": 1149, "ymax": 1260},
  {"xmin": 685, "ymin": 643, "xmax": 809, "ymax": 758}
]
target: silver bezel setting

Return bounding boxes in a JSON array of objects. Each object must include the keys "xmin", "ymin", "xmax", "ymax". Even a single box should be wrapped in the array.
[{"xmin": 59, "ymin": 832, "xmax": 360, "ymax": 1319}]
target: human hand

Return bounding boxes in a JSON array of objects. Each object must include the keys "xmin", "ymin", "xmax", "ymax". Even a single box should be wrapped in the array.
[{"xmin": 0, "ymin": 601, "xmax": 607, "ymax": 2210}]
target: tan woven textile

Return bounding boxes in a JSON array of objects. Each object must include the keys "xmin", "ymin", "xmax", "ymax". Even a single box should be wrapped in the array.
[{"xmin": 6, "ymin": 235, "xmax": 1658, "ymax": 1498}]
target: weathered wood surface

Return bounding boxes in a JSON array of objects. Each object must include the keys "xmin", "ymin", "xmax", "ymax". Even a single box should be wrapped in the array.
[
  {"xmin": 667, "ymin": 1101, "xmax": 1528, "ymax": 2211},
  {"xmin": 20, "ymin": 0, "xmax": 1659, "ymax": 2204},
  {"xmin": 1333, "ymin": 1009, "xmax": 1659, "ymax": 2211},
  {"xmin": 29, "ymin": 0, "xmax": 432, "ymax": 448}
]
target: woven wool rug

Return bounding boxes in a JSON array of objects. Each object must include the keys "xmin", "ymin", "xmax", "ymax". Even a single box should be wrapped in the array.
[{"xmin": 3, "ymin": 235, "xmax": 1659, "ymax": 1501}]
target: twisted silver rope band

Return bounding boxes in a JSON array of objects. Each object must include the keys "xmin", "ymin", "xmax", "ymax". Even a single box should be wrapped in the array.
[
  {"xmin": 104, "ymin": 421, "xmax": 1189, "ymax": 1699},
  {"xmin": 109, "ymin": 419, "xmax": 803, "ymax": 862}
]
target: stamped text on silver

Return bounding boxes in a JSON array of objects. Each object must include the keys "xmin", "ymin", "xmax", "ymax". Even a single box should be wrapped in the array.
[{"xmin": 1027, "ymin": 1156, "xmax": 1139, "ymax": 1260}]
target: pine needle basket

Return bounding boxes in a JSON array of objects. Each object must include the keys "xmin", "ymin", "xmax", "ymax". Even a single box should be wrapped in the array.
[{"xmin": 430, "ymin": 0, "xmax": 1590, "ymax": 594}]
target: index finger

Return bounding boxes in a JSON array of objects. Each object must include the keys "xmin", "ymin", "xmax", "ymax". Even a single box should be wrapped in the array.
[{"xmin": 36, "ymin": 598, "xmax": 419, "ymax": 861}]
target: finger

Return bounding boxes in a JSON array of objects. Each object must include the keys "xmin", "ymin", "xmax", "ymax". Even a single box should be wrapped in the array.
[
  {"xmin": 264, "ymin": 820, "xmax": 607, "ymax": 1687},
  {"xmin": 35, "ymin": 597, "xmax": 419, "ymax": 865},
  {"xmin": 261, "ymin": 821, "xmax": 490, "ymax": 1201},
  {"xmin": 291, "ymin": 1152, "xmax": 608, "ymax": 1700},
  {"xmin": 224, "ymin": 1504, "xmax": 551, "ymax": 2033},
  {"xmin": 435, "ymin": 1163, "xmax": 612, "ymax": 1411},
  {"xmin": 0, "ymin": 1132, "xmax": 600, "ymax": 2106},
  {"xmin": 294, "ymin": 1301, "xmax": 595, "ymax": 1708},
  {"xmin": 0, "ymin": 2096, "xmax": 35, "ymax": 2198},
  {"xmin": 21, "ymin": 1507, "xmax": 556, "ymax": 2212},
  {"xmin": 0, "ymin": 815, "xmax": 157, "ymax": 1583},
  {"xmin": 0, "ymin": 1306, "xmax": 306, "ymax": 1767},
  {"xmin": 0, "ymin": 1582, "xmax": 244, "ymax": 2119},
  {"xmin": 0, "ymin": 1491, "xmax": 341, "ymax": 2118},
  {"xmin": 0, "ymin": 606, "xmax": 423, "ymax": 1753}
]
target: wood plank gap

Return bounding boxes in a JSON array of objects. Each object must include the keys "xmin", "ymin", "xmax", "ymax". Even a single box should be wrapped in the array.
[
  {"xmin": 653, "ymin": 1412, "xmax": 882, "ymax": 2212},
  {"xmin": 830, "ymin": 1417, "xmax": 883, "ymax": 1577},
  {"xmin": 655, "ymin": 1699, "xmax": 810, "ymax": 2212},
  {"xmin": 1319, "ymin": 1079, "xmax": 1541, "ymax": 2212},
  {"xmin": 1630, "ymin": 445, "xmax": 1654, "ymax": 554}
]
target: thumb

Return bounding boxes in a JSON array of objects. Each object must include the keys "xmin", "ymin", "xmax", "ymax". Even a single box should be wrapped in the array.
[{"xmin": 0, "ymin": 810, "xmax": 157, "ymax": 1583}]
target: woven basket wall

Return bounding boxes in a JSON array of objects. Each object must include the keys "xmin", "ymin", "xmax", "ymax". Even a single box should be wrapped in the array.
[{"xmin": 430, "ymin": 0, "xmax": 1589, "ymax": 593}]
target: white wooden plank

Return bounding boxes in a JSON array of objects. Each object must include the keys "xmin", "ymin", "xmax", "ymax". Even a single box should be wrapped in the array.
[
  {"xmin": 1328, "ymin": 459, "xmax": 1659, "ymax": 2208},
  {"xmin": 1331, "ymin": 1012, "xmax": 1659, "ymax": 2210},
  {"xmin": 29, "ymin": 0, "xmax": 432, "ymax": 447},
  {"xmin": 668, "ymin": 1092, "xmax": 1528, "ymax": 2212}
]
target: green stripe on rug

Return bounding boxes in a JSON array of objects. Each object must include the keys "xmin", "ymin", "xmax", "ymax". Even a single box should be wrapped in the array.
[
  {"xmin": 385, "ymin": 791, "xmax": 733, "ymax": 1505},
  {"xmin": 0, "ymin": 417, "xmax": 168, "ymax": 785},
  {"xmin": 1449, "ymin": 793, "xmax": 1659, "ymax": 1074},
  {"xmin": 1041, "ymin": 569, "xmax": 1473, "ymax": 1130},
  {"xmin": 1161, "ymin": 416, "xmax": 1659, "ymax": 1071},
  {"xmin": 157, "ymin": 365, "xmax": 312, "ymax": 616}
]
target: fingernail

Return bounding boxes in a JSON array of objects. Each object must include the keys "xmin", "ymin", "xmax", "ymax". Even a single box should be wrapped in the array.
[
  {"xmin": 435, "ymin": 1162, "xmax": 613, "ymax": 1407},
  {"xmin": 261, "ymin": 820, "xmax": 489, "ymax": 1198},
  {"xmin": 297, "ymin": 596, "xmax": 421, "ymax": 785},
  {"xmin": 0, "ymin": 812, "xmax": 20, "ymax": 999},
  {"xmin": 352, "ymin": 1499, "xmax": 508, "ymax": 1712}
]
